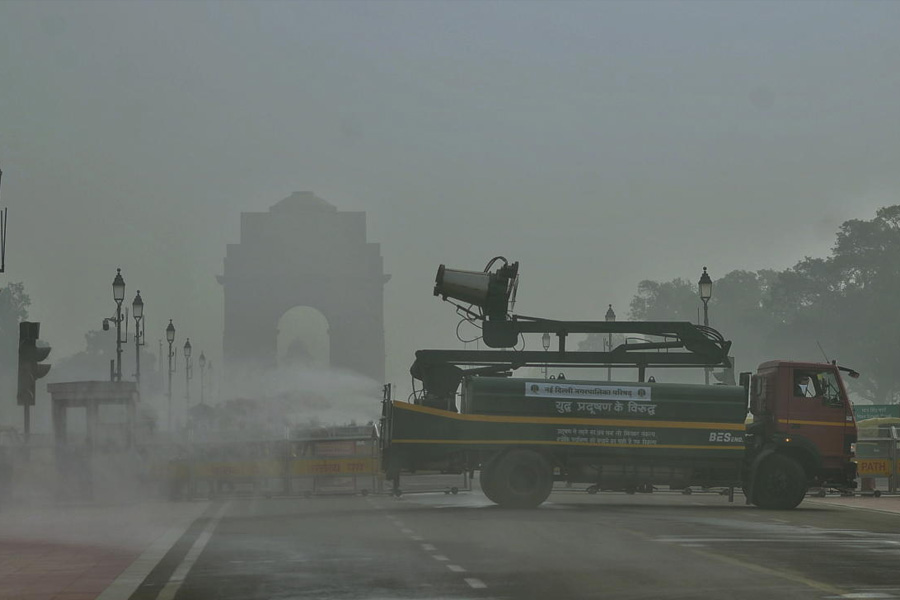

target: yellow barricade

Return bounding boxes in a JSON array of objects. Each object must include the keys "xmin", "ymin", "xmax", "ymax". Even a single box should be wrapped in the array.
[
  {"xmin": 289, "ymin": 457, "xmax": 379, "ymax": 477},
  {"xmin": 193, "ymin": 459, "xmax": 284, "ymax": 479},
  {"xmin": 855, "ymin": 458, "xmax": 892, "ymax": 477}
]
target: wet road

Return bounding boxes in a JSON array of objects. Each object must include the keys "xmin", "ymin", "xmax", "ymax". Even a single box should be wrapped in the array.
[{"xmin": 135, "ymin": 487, "xmax": 900, "ymax": 600}]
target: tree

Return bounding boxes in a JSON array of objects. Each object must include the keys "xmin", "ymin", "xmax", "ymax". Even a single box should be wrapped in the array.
[
  {"xmin": 50, "ymin": 329, "xmax": 118, "ymax": 382},
  {"xmin": 582, "ymin": 270, "xmax": 776, "ymax": 378},
  {"xmin": 628, "ymin": 278, "xmax": 698, "ymax": 322},
  {"xmin": 580, "ymin": 278, "xmax": 698, "ymax": 352},
  {"xmin": 768, "ymin": 206, "xmax": 900, "ymax": 403},
  {"xmin": 0, "ymin": 282, "xmax": 31, "ymax": 380}
]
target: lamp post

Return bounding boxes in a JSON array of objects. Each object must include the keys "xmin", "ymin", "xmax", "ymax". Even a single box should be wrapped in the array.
[
  {"xmin": 698, "ymin": 266, "xmax": 713, "ymax": 384},
  {"xmin": 198, "ymin": 352, "xmax": 206, "ymax": 404},
  {"xmin": 104, "ymin": 268, "xmax": 127, "ymax": 382},
  {"xmin": 184, "ymin": 339, "xmax": 193, "ymax": 410},
  {"xmin": 541, "ymin": 332, "xmax": 551, "ymax": 379},
  {"xmin": 132, "ymin": 291, "xmax": 145, "ymax": 384},
  {"xmin": 605, "ymin": 304, "xmax": 616, "ymax": 381},
  {"xmin": 166, "ymin": 320, "xmax": 176, "ymax": 431}
]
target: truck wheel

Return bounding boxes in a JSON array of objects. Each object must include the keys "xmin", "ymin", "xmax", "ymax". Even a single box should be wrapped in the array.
[
  {"xmin": 479, "ymin": 460, "xmax": 503, "ymax": 505},
  {"xmin": 490, "ymin": 449, "xmax": 553, "ymax": 509},
  {"xmin": 752, "ymin": 454, "xmax": 807, "ymax": 510}
]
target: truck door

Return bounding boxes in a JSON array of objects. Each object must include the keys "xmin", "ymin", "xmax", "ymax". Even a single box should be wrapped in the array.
[{"xmin": 787, "ymin": 368, "xmax": 851, "ymax": 467}]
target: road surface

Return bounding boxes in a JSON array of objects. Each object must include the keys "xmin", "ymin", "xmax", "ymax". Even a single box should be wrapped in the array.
[{"xmin": 128, "ymin": 487, "xmax": 900, "ymax": 600}]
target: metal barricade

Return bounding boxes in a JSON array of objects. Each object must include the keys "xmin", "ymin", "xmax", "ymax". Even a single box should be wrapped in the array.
[
  {"xmin": 855, "ymin": 419, "xmax": 900, "ymax": 495},
  {"xmin": 288, "ymin": 427, "xmax": 381, "ymax": 496},
  {"xmin": 162, "ymin": 440, "xmax": 291, "ymax": 500},
  {"xmin": 160, "ymin": 427, "xmax": 383, "ymax": 500}
]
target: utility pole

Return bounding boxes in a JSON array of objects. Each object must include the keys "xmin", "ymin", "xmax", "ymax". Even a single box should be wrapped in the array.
[
  {"xmin": 698, "ymin": 267, "xmax": 713, "ymax": 385},
  {"xmin": 605, "ymin": 304, "xmax": 616, "ymax": 382},
  {"xmin": 166, "ymin": 320, "xmax": 176, "ymax": 431}
]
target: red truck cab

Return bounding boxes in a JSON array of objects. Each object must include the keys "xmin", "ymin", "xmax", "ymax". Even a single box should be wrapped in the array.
[{"xmin": 747, "ymin": 361, "xmax": 857, "ymax": 495}]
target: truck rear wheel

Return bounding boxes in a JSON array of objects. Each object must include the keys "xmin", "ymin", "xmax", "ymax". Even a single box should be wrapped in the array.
[
  {"xmin": 489, "ymin": 449, "xmax": 553, "ymax": 508},
  {"xmin": 479, "ymin": 458, "xmax": 503, "ymax": 504},
  {"xmin": 753, "ymin": 454, "xmax": 807, "ymax": 510}
]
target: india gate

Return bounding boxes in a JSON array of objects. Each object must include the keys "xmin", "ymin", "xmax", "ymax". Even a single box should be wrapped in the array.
[{"xmin": 219, "ymin": 192, "xmax": 389, "ymax": 381}]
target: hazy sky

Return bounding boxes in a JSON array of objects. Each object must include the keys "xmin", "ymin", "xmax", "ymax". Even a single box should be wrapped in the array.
[{"xmin": 1, "ymin": 0, "xmax": 899, "ymax": 396}]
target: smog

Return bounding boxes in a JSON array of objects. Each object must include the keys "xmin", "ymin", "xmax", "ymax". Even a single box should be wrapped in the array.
[{"xmin": 1, "ymin": 2, "xmax": 900, "ymax": 599}]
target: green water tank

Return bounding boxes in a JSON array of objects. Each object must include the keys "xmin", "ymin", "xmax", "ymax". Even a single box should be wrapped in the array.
[{"xmin": 461, "ymin": 377, "xmax": 747, "ymax": 424}]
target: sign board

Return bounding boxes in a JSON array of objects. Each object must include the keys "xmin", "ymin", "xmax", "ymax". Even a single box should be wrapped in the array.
[
  {"xmin": 852, "ymin": 404, "xmax": 900, "ymax": 421},
  {"xmin": 855, "ymin": 458, "xmax": 893, "ymax": 477}
]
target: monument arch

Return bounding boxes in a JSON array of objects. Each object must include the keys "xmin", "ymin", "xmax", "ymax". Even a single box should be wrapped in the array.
[{"xmin": 219, "ymin": 192, "xmax": 389, "ymax": 381}]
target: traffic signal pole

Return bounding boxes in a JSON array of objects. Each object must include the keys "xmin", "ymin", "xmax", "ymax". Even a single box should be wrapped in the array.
[{"xmin": 18, "ymin": 321, "xmax": 52, "ymax": 444}]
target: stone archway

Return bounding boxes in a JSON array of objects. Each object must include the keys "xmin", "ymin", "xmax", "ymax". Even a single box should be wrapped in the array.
[
  {"xmin": 218, "ymin": 192, "xmax": 389, "ymax": 381},
  {"xmin": 276, "ymin": 306, "xmax": 330, "ymax": 368}
]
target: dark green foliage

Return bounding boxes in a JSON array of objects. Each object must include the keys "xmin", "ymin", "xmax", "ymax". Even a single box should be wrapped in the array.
[
  {"xmin": 768, "ymin": 206, "xmax": 900, "ymax": 402},
  {"xmin": 0, "ymin": 282, "xmax": 30, "ymax": 380},
  {"xmin": 611, "ymin": 205, "xmax": 900, "ymax": 403}
]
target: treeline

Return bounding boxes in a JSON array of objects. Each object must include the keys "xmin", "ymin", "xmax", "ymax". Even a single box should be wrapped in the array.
[{"xmin": 585, "ymin": 206, "xmax": 900, "ymax": 404}]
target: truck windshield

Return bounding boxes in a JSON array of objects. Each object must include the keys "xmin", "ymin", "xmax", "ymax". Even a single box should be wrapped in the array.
[{"xmin": 794, "ymin": 370, "xmax": 842, "ymax": 404}]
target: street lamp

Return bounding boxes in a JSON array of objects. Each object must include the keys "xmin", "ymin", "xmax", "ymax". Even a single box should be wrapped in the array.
[
  {"xmin": 605, "ymin": 304, "xmax": 616, "ymax": 381},
  {"xmin": 184, "ymin": 338, "xmax": 193, "ymax": 409},
  {"xmin": 541, "ymin": 331, "xmax": 551, "ymax": 379},
  {"xmin": 166, "ymin": 320, "xmax": 176, "ymax": 431},
  {"xmin": 132, "ymin": 291, "xmax": 145, "ymax": 384},
  {"xmin": 198, "ymin": 352, "xmax": 206, "ymax": 404},
  {"xmin": 103, "ymin": 269, "xmax": 127, "ymax": 381},
  {"xmin": 698, "ymin": 266, "xmax": 713, "ymax": 384}
]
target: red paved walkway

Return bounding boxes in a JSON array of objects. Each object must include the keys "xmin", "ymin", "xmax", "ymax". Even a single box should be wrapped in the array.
[
  {"xmin": 0, "ymin": 501, "xmax": 208, "ymax": 600},
  {"xmin": 0, "ymin": 539, "xmax": 135, "ymax": 600}
]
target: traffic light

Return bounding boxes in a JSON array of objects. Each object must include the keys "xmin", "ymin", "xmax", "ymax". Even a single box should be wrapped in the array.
[{"xmin": 17, "ymin": 321, "xmax": 51, "ymax": 406}]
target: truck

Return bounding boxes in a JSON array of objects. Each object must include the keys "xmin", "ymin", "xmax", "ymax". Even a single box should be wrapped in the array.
[{"xmin": 380, "ymin": 257, "xmax": 858, "ymax": 509}]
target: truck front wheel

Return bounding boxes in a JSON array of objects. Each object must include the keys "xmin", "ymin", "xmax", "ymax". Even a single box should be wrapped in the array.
[
  {"xmin": 489, "ymin": 449, "xmax": 553, "ymax": 508},
  {"xmin": 753, "ymin": 454, "xmax": 807, "ymax": 510}
]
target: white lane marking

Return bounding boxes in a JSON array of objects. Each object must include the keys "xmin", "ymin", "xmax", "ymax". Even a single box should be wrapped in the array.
[
  {"xmin": 95, "ymin": 506, "xmax": 209, "ymax": 600},
  {"xmin": 410, "ymin": 536, "xmax": 424, "ymax": 541},
  {"xmin": 680, "ymin": 543, "xmax": 707, "ymax": 547},
  {"xmin": 421, "ymin": 543, "xmax": 437, "ymax": 551},
  {"xmin": 447, "ymin": 565, "xmax": 466, "ymax": 573},
  {"xmin": 465, "ymin": 578, "xmax": 487, "ymax": 589},
  {"xmin": 401, "ymin": 528, "xmax": 414, "ymax": 534},
  {"xmin": 807, "ymin": 499, "xmax": 900, "ymax": 518},
  {"xmin": 657, "ymin": 538, "xmax": 773, "ymax": 543},
  {"xmin": 156, "ymin": 502, "xmax": 231, "ymax": 600},
  {"xmin": 658, "ymin": 537, "xmax": 900, "ymax": 546},
  {"xmin": 433, "ymin": 554, "xmax": 450, "ymax": 561}
]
